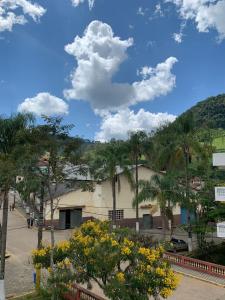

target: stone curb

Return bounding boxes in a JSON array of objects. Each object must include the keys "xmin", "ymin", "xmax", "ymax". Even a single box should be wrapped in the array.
[{"xmin": 7, "ymin": 290, "xmax": 35, "ymax": 299}]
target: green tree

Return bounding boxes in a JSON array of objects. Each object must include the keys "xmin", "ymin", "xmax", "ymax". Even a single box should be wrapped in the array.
[
  {"xmin": 32, "ymin": 220, "xmax": 179, "ymax": 300},
  {"xmin": 133, "ymin": 173, "xmax": 179, "ymax": 239},
  {"xmin": 127, "ymin": 131, "xmax": 148, "ymax": 232},
  {"xmin": 91, "ymin": 140, "xmax": 133, "ymax": 229},
  {"xmin": 155, "ymin": 113, "xmax": 199, "ymax": 251},
  {"xmin": 0, "ymin": 113, "xmax": 33, "ymax": 298}
]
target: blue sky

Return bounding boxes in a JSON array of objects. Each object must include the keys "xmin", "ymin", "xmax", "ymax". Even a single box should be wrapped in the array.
[{"xmin": 0, "ymin": 0, "xmax": 225, "ymax": 141}]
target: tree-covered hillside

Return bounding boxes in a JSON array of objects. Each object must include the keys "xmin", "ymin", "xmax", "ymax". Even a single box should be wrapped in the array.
[{"xmin": 180, "ymin": 94, "xmax": 225, "ymax": 129}]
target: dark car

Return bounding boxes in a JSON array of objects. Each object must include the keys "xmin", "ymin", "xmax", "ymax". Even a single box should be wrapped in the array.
[{"xmin": 168, "ymin": 238, "xmax": 188, "ymax": 252}]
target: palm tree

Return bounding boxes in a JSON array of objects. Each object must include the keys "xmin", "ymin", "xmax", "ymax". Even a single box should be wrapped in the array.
[
  {"xmin": 155, "ymin": 113, "xmax": 199, "ymax": 251},
  {"xmin": 91, "ymin": 140, "xmax": 133, "ymax": 229},
  {"xmin": 0, "ymin": 113, "xmax": 33, "ymax": 298},
  {"xmin": 127, "ymin": 131, "xmax": 147, "ymax": 232},
  {"xmin": 133, "ymin": 173, "xmax": 179, "ymax": 239}
]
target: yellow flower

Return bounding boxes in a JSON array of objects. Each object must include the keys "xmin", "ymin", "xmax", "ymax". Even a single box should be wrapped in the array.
[
  {"xmin": 32, "ymin": 249, "xmax": 38, "ymax": 256},
  {"xmin": 34, "ymin": 263, "xmax": 42, "ymax": 269},
  {"xmin": 111, "ymin": 239, "xmax": 119, "ymax": 247},
  {"xmin": 84, "ymin": 248, "xmax": 91, "ymax": 256},
  {"xmin": 57, "ymin": 261, "xmax": 63, "ymax": 268},
  {"xmin": 164, "ymin": 277, "xmax": 172, "ymax": 285},
  {"xmin": 116, "ymin": 272, "xmax": 125, "ymax": 283},
  {"xmin": 147, "ymin": 253, "xmax": 156, "ymax": 261},
  {"xmin": 121, "ymin": 246, "xmax": 131, "ymax": 255},
  {"xmin": 124, "ymin": 238, "xmax": 134, "ymax": 248},
  {"xmin": 64, "ymin": 257, "xmax": 71, "ymax": 267},
  {"xmin": 146, "ymin": 265, "xmax": 152, "ymax": 272},
  {"xmin": 138, "ymin": 247, "xmax": 156, "ymax": 262},
  {"xmin": 37, "ymin": 249, "xmax": 46, "ymax": 256},
  {"xmin": 57, "ymin": 240, "xmax": 70, "ymax": 251},
  {"xmin": 155, "ymin": 267, "xmax": 165, "ymax": 277},
  {"xmin": 160, "ymin": 288, "xmax": 173, "ymax": 298}
]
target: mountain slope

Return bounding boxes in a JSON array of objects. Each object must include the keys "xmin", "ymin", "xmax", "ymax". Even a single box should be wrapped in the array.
[{"xmin": 180, "ymin": 94, "xmax": 225, "ymax": 129}]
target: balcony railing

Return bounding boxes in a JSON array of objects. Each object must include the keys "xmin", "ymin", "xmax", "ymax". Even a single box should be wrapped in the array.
[
  {"xmin": 164, "ymin": 252, "xmax": 225, "ymax": 278},
  {"xmin": 64, "ymin": 283, "xmax": 106, "ymax": 300}
]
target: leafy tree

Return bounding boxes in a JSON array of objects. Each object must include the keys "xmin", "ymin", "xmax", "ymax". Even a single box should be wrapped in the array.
[
  {"xmin": 30, "ymin": 116, "xmax": 73, "ymax": 270},
  {"xmin": 156, "ymin": 113, "xmax": 199, "ymax": 250},
  {"xmin": 32, "ymin": 220, "xmax": 179, "ymax": 300},
  {"xmin": 127, "ymin": 131, "xmax": 147, "ymax": 232},
  {"xmin": 90, "ymin": 140, "xmax": 133, "ymax": 228},
  {"xmin": 133, "ymin": 174, "xmax": 179, "ymax": 239},
  {"xmin": 127, "ymin": 131, "xmax": 148, "ymax": 232},
  {"xmin": 0, "ymin": 113, "xmax": 33, "ymax": 298}
]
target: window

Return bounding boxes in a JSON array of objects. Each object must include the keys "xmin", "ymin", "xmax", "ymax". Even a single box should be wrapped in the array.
[
  {"xmin": 108, "ymin": 210, "xmax": 124, "ymax": 220},
  {"xmin": 217, "ymin": 188, "xmax": 225, "ymax": 197}
]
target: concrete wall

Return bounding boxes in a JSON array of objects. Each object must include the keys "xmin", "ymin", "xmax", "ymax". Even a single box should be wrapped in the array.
[
  {"xmin": 44, "ymin": 184, "xmax": 102, "ymax": 221},
  {"xmin": 100, "ymin": 166, "xmax": 180, "ymax": 220}
]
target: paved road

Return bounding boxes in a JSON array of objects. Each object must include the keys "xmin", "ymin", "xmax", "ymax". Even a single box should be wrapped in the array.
[
  {"xmin": 168, "ymin": 275, "xmax": 225, "ymax": 300},
  {"xmin": 5, "ymin": 206, "xmax": 71, "ymax": 297},
  {"xmin": 3, "ymin": 205, "xmax": 225, "ymax": 299}
]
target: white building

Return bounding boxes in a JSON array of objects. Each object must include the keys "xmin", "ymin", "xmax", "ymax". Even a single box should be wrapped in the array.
[{"xmin": 43, "ymin": 165, "xmax": 181, "ymax": 230}]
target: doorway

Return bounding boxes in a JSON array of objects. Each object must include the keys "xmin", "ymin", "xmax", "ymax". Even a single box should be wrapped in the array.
[
  {"xmin": 59, "ymin": 209, "xmax": 82, "ymax": 230},
  {"xmin": 143, "ymin": 214, "xmax": 153, "ymax": 229},
  {"xmin": 65, "ymin": 210, "xmax": 71, "ymax": 229}
]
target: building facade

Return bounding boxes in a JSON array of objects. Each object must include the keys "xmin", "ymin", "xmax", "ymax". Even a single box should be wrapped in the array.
[{"xmin": 44, "ymin": 166, "xmax": 181, "ymax": 230}]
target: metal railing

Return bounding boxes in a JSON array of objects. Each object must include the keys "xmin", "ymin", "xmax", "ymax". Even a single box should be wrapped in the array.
[
  {"xmin": 64, "ymin": 283, "xmax": 106, "ymax": 300},
  {"xmin": 164, "ymin": 252, "xmax": 225, "ymax": 278}
]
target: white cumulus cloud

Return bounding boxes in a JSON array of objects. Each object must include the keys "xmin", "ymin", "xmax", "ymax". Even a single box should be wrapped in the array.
[
  {"xmin": 0, "ymin": 0, "xmax": 46, "ymax": 32},
  {"xmin": 167, "ymin": 0, "xmax": 225, "ymax": 41},
  {"xmin": 95, "ymin": 108, "xmax": 176, "ymax": 142},
  {"xmin": 18, "ymin": 92, "xmax": 69, "ymax": 116},
  {"xmin": 71, "ymin": 0, "xmax": 95, "ymax": 10},
  {"xmin": 64, "ymin": 20, "xmax": 178, "ymax": 113}
]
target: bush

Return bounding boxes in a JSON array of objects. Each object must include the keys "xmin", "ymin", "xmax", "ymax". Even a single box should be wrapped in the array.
[{"xmin": 32, "ymin": 220, "xmax": 179, "ymax": 300}]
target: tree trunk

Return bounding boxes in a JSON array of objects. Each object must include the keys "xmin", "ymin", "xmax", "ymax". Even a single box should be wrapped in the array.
[
  {"xmin": 37, "ymin": 182, "xmax": 44, "ymax": 250},
  {"xmin": 135, "ymin": 156, "xmax": 139, "ymax": 233},
  {"xmin": 161, "ymin": 210, "xmax": 167, "ymax": 240},
  {"xmin": 112, "ymin": 176, "xmax": 116, "ymax": 229},
  {"xmin": 50, "ymin": 196, "xmax": 55, "ymax": 300},
  {"xmin": 184, "ymin": 146, "xmax": 192, "ymax": 252},
  {"xmin": 50, "ymin": 197, "xmax": 55, "ymax": 268},
  {"xmin": 0, "ymin": 190, "xmax": 9, "ymax": 300},
  {"xmin": 168, "ymin": 200, "xmax": 174, "ymax": 238}
]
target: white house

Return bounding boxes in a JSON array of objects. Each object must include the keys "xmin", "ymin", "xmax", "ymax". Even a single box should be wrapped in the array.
[{"xmin": 43, "ymin": 165, "xmax": 181, "ymax": 230}]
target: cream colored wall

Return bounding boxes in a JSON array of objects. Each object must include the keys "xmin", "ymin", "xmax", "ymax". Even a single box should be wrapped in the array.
[
  {"xmin": 45, "ymin": 184, "xmax": 102, "ymax": 221},
  {"xmin": 45, "ymin": 166, "xmax": 181, "ymax": 221},
  {"xmin": 100, "ymin": 166, "xmax": 180, "ymax": 221}
]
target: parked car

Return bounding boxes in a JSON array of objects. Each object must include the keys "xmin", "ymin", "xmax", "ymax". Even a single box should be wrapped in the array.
[{"xmin": 168, "ymin": 238, "xmax": 188, "ymax": 252}]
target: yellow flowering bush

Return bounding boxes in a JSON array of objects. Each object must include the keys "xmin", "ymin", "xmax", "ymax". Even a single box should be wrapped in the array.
[
  {"xmin": 116, "ymin": 272, "xmax": 125, "ymax": 283},
  {"xmin": 32, "ymin": 240, "xmax": 72, "ymax": 269},
  {"xmin": 31, "ymin": 220, "xmax": 179, "ymax": 300},
  {"xmin": 32, "ymin": 246, "xmax": 51, "ymax": 268}
]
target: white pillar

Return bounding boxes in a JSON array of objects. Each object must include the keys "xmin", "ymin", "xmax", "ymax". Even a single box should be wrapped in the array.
[
  {"xmin": 0, "ymin": 280, "xmax": 5, "ymax": 300},
  {"xmin": 135, "ymin": 221, "xmax": 140, "ymax": 233}
]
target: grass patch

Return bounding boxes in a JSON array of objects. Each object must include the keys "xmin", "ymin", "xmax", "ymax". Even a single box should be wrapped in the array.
[{"xmin": 213, "ymin": 136, "xmax": 225, "ymax": 151}]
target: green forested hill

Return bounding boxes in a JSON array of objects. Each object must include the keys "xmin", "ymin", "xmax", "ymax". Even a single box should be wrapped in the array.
[
  {"xmin": 181, "ymin": 94, "xmax": 225, "ymax": 129},
  {"xmin": 153, "ymin": 93, "xmax": 225, "ymax": 151}
]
